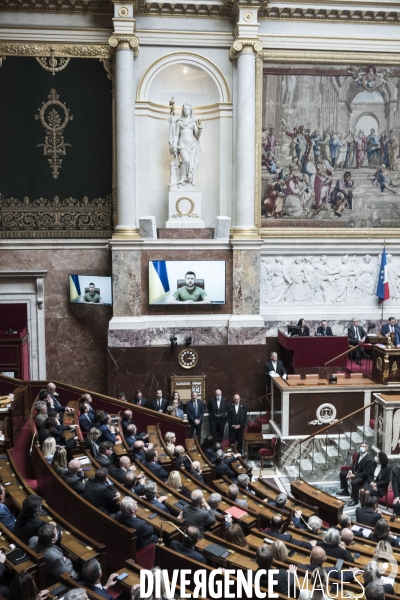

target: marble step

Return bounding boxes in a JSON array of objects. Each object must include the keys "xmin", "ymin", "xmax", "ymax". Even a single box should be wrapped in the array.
[
  {"xmin": 310, "ymin": 452, "xmax": 326, "ymax": 466},
  {"xmin": 357, "ymin": 425, "xmax": 374, "ymax": 441},
  {"xmin": 344, "ymin": 431, "xmax": 363, "ymax": 446},
  {"xmin": 320, "ymin": 444, "xmax": 344, "ymax": 460},
  {"xmin": 284, "ymin": 465, "xmax": 301, "ymax": 480}
]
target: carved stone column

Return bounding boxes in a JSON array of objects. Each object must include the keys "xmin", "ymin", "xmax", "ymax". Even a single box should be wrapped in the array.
[
  {"xmin": 109, "ymin": 3, "xmax": 140, "ymax": 239},
  {"xmin": 230, "ymin": 31, "xmax": 262, "ymax": 240}
]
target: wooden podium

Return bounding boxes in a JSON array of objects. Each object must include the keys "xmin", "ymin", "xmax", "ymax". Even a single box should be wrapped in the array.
[{"xmin": 371, "ymin": 338, "xmax": 400, "ymax": 384}]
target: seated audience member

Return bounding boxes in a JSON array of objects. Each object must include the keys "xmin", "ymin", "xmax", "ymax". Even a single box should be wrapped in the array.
[
  {"xmin": 340, "ymin": 528, "xmax": 355, "ymax": 550},
  {"xmin": 46, "ymin": 382, "xmax": 74, "ymax": 415},
  {"xmin": 82, "ymin": 468, "xmax": 120, "ymax": 515},
  {"xmin": 80, "ymin": 392, "xmax": 95, "ymax": 418},
  {"xmin": 112, "ymin": 456, "xmax": 135, "ymax": 484},
  {"xmin": 337, "ymin": 441, "xmax": 373, "ymax": 506},
  {"xmin": 215, "ymin": 449, "xmax": 236, "ymax": 481},
  {"xmin": 132, "ymin": 441, "xmax": 147, "ymax": 463},
  {"xmin": 392, "ymin": 462, "xmax": 400, "ymax": 516},
  {"xmin": 337, "ymin": 513, "xmax": 352, "ymax": 530},
  {"xmin": 0, "ymin": 484, "xmax": 16, "ymax": 531},
  {"xmin": 14, "ymin": 495, "xmax": 50, "ymax": 545},
  {"xmin": 165, "ymin": 432, "xmax": 176, "ymax": 453},
  {"xmin": 170, "ymin": 525, "xmax": 206, "ymax": 563},
  {"xmin": 51, "ymin": 447, "xmax": 68, "ymax": 476},
  {"xmin": 174, "ymin": 445, "xmax": 191, "ymax": 470},
  {"xmin": 125, "ymin": 471, "xmax": 146, "ymax": 496},
  {"xmin": 64, "ymin": 590, "xmax": 89, "ymax": 600},
  {"xmin": 29, "ymin": 523, "xmax": 78, "ymax": 583},
  {"xmin": 270, "ymin": 540, "xmax": 288, "ymax": 563},
  {"xmin": 365, "ymin": 583, "xmax": 385, "ymax": 600},
  {"xmin": 98, "ymin": 413, "xmax": 117, "ymax": 444},
  {"xmin": 298, "ymin": 546, "xmax": 357, "ymax": 582},
  {"xmin": 265, "ymin": 515, "xmax": 315, "ymax": 550},
  {"xmin": 8, "ymin": 571, "xmax": 47, "ymax": 600},
  {"xmin": 297, "ymin": 318, "xmax": 310, "ymax": 337},
  {"xmin": 270, "ymin": 492, "xmax": 288, "ymax": 509},
  {"xmin": 34, "ymin": 401, "xmax": 48, "ymax": 429},
  {"xmin": 85, "ymin": 427, "xmax": 102, "ymax": 457},
  {"xmin": 95, "ymin": 441, "xmax": 118, "ymax": 473},
  {"xmin": 171, "ymin": 397, "xmax": 185, "ymax": 419},
  {"xmin": 227, "ymin": 484, "xmax": 247, "ymax": 507},
  {"xmin": 316, "ymin": 528, "xmax": 353, "ymax": 562},
  {"xmin": 91, "ymin": 409, "xmax": 106, "ymax": 430},
  {"xmin": 363, "ymin": 561, "xmax": 395, "ymax": 596},
  {"xmin": 144, "ymin": 449, "xmax": 168, "ymax": 482},
  {"xmin": 166, "ymin": 406, "xmax": 176, "ymax": 417},
  {"xmin": 201, "ymin": 435, "xmax": 216, "ymax": 463},
  {"xmin": 368, "ymin": 518, "xmax": 400, "ymax": 548},
  {"xmin": 118, "ymin": 392, "xmax": 126, "ymax": 402},
  {"xmin": 225, "ymin": 522, "xmax": 248, "ymax": 548},
  {"xmin": 61, "ymin": 459, "xmax": 86, "ymax": 494},
  {"xmin": 361, "ymin": 451, "xmax": 391, "ymax": 497},
  {"xmin": 355, "ymin": 494, "xmax": 382, "ymax": 527},
  {"xmin": 207, "ymin": 492, "xmax": 232, "ymax": 529},
  {"xmin": 298, "ymin": 568, "xmax": 329, "ymax": 600},
  {"xmin": 254, "ymin": 545, "xmax": 294, "ymax": 595},
  {"xmin": 190, "ymin": 461, "xmax": 205, "ymax": 483},
  {"xmin": 39, "ymin": 417, "xmax": 64, "ymax": 447},
  {"xmin": 181, "ymin": 490, "xmax": 216, "ymax": 538},
  {"xmin": 114, "ymin": 497, "xmax": 158, "ymax": 549},
  {"xmin": 78, "ymin": 402, "xmax": 93, "ymax": 432},
  {"xmin": 237, "ymin": 473, "xmax": 255, "ymax": 495},
  {"xmin": 42, "ymin": 437, "xmax": 56, "ymax": 464},
  {"xmin": 316, "ymin": 320, "xmax": 333, "ymax": 336},
  {"xmin": 131, "ymin": 390, "xmax": 148, "ymax": 408},
  {"xmin": 167, "ymin": 471, "xmax": 191, "ymax": 499},
  {"xmin": 307, "ymin": 516, "xmax": 324, "ymax": 537},
  {"xmin": 125, "ymin": 424, "xmax": 147, "ymax": 448},
  {"xmin": 143, "ymin": 481, "xmax": 171, "ymax": 514},
  {"xmin": 79, "ymin": 558, "xmax": 119, "ymax": 600}
]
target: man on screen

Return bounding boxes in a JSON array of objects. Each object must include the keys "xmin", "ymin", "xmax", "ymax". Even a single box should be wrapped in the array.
[
  {"xmin": 81, "ymin": 283, "xmax": 104, "ymax": 304},
  {"xmin": 167, "ymin": 271, "xmax": 211, "ymax": 304}
]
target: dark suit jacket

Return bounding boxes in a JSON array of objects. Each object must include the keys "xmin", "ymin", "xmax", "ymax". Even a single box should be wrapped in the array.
[
  {"xmin": 182, "ymin": 504, "xmax": 216, "ymax": 538},
  {"xmin": 186, "ymin": 400, "xmax": 205, "ymax": 426},
  {"xmin": 114, "ymin": 511, "xmax": 157, "ymax": 549},
  {"xmin": 355, "ymin": 506, "xmax": 382, "ymax": 528},
  {"xmin": 148, "ymin": 498, "xmax": 170, "ymax": 513},
  {"xmin": 79, "ymin": 413, "xmax": 93, "ymax": 432},
  {"xmin": 368, "ymin": 533, "xmax": 400, "ymax": 548},
  {"xmin": 78, "ymin": 583, "xmax": 112, "ymax": 600},
  {"xmin": 264, "ymin": 361, "xmax": 287, "ymax": 387},
  {"xmin": 316, "ymin": 326, "xmax": 333, "ymax": 336},
  {"xmin": 133, "ymin": 450, "xmax": 147, "ymax": 463},
  {"xmin": 258, "ymin": 569, "xmax": 293, "ymax": 596},
  {"xmin": 316, "ymin": 541, "xmax": 353, "ymax": 563},
  {"xmin": 365, "ymin": 464, "xmax": 391, "ymax": 497},
  {"xmin": 205, "ymin": 448, "xmax": 216, "ymax": 463},
  {"xmin": 121, "ymin": 417, "xmax": 135, "ymax": 433},
  {"xmin": 175, "ymin": 454, "xmax": 191, "ymax": 471},
  {"xmin": 95, "ymin": 453, "xmax": 118, "ymax": 475},
  {"xmin": 125, "ymin": 435, "xmax": 136, "ymax": 448},
  {"xmin": 82, "ymin": 478, "xmax": 119, "ymax": 515},
  {"xmin": 150, "ymin": 398, "xmax": 168, "ymax": 413},
  {"xmin": 144, "ymin": 460, "xmax": 169, "ymax": 482},
  {"xmin": 381, "ymin": 323, "xmax": 400, "ymax": 336},
  {"xmin": 98, "ymin": 424, "xmax": 117, "ymax": 444},
  {"xmin": 61, "ymin": 471, "xmax": 85, "ymax": 494},
  {"xmin": 208, "ymin": 398, "xmax": 228, "ymax": 423},
  {"xmin": 111, "ymin": 467, "xmax": 129, "ymax": 484},
  {"xmin": 14, "ymin": 514, "xmax": 45, "ymax": 545},
  {"xmin": 191, "ymin": 471, "xmax": 205, "ymax": 484},
  {"xmin": 170, "ymin": 540, "xmax": 206, "ymax": 563},
  {"xmin": 130, "ymin": 397, "xmax": 149, "ymax": 408},
  {"xmin": 351, "ymin": 452, "xmax": 373, "ymax": 479},
  {"xmin": 392, "ymin": 466, "xmax": 400, "ymax": 499},
  {"xmin": 227, "ymin": 403, "xmax": 247, "ymax": 428},
  {"xmin": 215, "ymin": 461, "xmax": 236, "ymax": 481},
  {"xmin": 267, "ymin": 529, "xmax": 312, "ymax": 550},
  {"xmin": 39, "ymin": 425, "xmax": 66, "ymax": 446},
  {"xmin": 348, "ymin": 325, "xmax": 367, "ymax": 345},
  {"xmin": 298, "ymin": 327, "xmax": 310, "ymax": 337},
  {"xmin": 47, "ymin": 394, "xmax": 66, "ymax": 413}
]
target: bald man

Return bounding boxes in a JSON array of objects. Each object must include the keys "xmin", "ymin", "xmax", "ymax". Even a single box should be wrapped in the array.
[
  {"xmin": 227, "ymin": 395, "xmax": 247, "ymax": 453},
  {"xmin": 61, "ymin": 459, "xmax": 85, "ymax": 494},
  {"xmin": 298, "ymin": 546, "xmax": 358, "ymax": 582},
  {"xmin": 208, "ymin": 389, "xmax": 228, "ymax": 443},
  {"xmin": 112, "ymin": 456, "xmax": 135, "ymax": 484}
]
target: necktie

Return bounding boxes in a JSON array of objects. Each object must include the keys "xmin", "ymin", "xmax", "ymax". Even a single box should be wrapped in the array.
[
  {"xmin": 194, "ymin": 402, "xmax": 197, "ymax": 416},
  {"xmin": 158, "ymin": 400, "xmax": 161, "ymax": 409},
  {"xmin": 323, "ymin": 329, "xmax": 326, "ymax": 336},
  {"xmin": 355, "ymin": 327, "xmax": 359, "ymax": 340}
]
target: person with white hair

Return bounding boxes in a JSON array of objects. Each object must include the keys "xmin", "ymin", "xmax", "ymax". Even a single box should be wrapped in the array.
[
  {"xmin": 307, "ymin": 516, "xmax": 323, "ymax": 536},
  {"xmin": 181, "ymin": 490, "xmax": 216, "ymax": 539}
]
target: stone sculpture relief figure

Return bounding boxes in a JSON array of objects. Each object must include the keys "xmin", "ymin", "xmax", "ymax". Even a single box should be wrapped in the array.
[
  {"xmin": 267, "ymin": 257, "xmax": 290, "ymax": 304},
  {"xmin": 169, "ymin": 101, "xmax": 202, "ymax": 186},
  {"xmin": 354, "ymin": 254, "xmax": 375, "ymax": 297},
  {"xmin": 281, "ymin": 75, "xmax": 297, "ymax": 108}
]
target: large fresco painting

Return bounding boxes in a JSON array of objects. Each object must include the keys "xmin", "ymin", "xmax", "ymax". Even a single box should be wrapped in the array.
[{"xmin": 261, "ymin": 63, "xmax": 400, "ymax": 228}]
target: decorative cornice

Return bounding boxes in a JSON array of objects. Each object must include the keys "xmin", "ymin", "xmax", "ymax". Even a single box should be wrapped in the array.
[
  {"xmin": 0, "ymin": 41, "xmax": 112, "ymax": 59},
  {"xmin": 108, "ymin": 33, "xmax": 139, "ymax": 54},
  {"xmin": 229, "ymin": 37, "xmax": 262, "ymax": 59},
  {"xmin": 260, "ymin": 6, "xmax": 400, "ymax": 23}
]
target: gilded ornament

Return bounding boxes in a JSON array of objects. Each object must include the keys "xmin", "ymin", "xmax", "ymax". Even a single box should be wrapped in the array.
[
  {"xmin": 35, "ymin": 89, "xmax": 73, "ymax": 180},
  {"xmin": 243, "ymin": 11, "xmax": 254, "ymax": 22},
  {"xmin": 0, "ymin": 42, "xmax": 111, "ymax": 59},
  {"xmin": 118, "ymin": 6, "xmax": 129, "ymax": 16},
  {"xmin": 376, "ymin": 357, "xmax": 383, "ymax": 372},
  {"xmin": 0, "ymin": 57, "xmax": 5, "ymax": 68},
  {"xmin": 393, "ymin": 361, "xmax": 398, "ymax": 375},
  {"xmin": 175, "ymin": 197, "xmax": 195, "ymax": 216},
  {"xmin": 36, "ymin": 46, "xmax": 70, "ymax": 76}
]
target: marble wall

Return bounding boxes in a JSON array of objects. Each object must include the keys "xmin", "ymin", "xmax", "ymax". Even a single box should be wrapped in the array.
[
  {"xmin": 112, "ymin": 249, "xmax": 141, "ymax": 317},
  {"xmin": 233, "ymin": 249, "xmax": 261, "ymax": 315},
  {"xmin": 0, "ymin": 245, "xmax": 112, "ymax": 393}
]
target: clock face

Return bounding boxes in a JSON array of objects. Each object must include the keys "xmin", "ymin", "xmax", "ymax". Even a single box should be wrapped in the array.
[{"xmin": 178, "ymin": 348, "xmax": 198, "ymax": 369}]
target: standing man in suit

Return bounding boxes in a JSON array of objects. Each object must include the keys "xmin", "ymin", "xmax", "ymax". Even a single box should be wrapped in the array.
[
  {"xmin": 227, "ymin": 394, "xmax": 247, "ymax": 453},
  {"xmin": 348, "ymin": 318, "xmax": 368, "ymax": 365},
  {"xmin": 316, "ymin": 320, "xmax": 334, "ymax": 336},
  {"xmin": 337, "ymin": 441, "xmax": 373, "ymax": 506},
  {"xmin": 208, "ymin": 389, "xmax": 228, "ymax": 443},
  {"xmin": 265, "ymin": 352, "xmax": 287, "ymax": 394},
  {"xmin": 186, "ymin": 391, "xmax": 204, "ymax": 439},
  {"xmin": 150, "ymin": 389, "xmax": 168, "ymax": 413},
  {"xmin": 131, "ymin": 390, "xmax": 148, "ymax": 408}
]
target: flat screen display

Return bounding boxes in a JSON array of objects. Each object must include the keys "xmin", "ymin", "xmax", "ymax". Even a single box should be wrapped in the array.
[
  {"xmin": 149, "ymin": 261, "xmax": 226, "ymax": 305},
  {"xmin": 69, "ymin": 275, "xmax": 112, "ymax": 306}
]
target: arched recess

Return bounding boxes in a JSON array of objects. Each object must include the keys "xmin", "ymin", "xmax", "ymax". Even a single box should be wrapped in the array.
[{"xmin": 137, "ymin": 52, "xmax": 231, "ymax": 104}]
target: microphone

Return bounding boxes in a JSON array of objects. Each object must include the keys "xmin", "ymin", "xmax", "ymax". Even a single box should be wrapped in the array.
[{"xmin": 158, "ymin": 520, "xmax": 188, "ymax": 546}]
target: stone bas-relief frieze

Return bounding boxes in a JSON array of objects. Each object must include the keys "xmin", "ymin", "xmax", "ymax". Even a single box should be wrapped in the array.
[{"xmin": 261, "ymin": 253, "xmax": 400, "ymax": 306}]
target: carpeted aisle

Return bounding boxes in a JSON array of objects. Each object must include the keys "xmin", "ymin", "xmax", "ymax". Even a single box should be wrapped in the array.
[{"xmin": 11, "ymin": 420, "xmax": 37, "ymax": 490}]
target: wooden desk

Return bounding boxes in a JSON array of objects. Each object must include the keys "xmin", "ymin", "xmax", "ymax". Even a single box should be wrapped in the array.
[
  {"xmin": 249, "ymin": 478, "xmax": 317, "ymax": 519},
  {"xmin": 278, "ymin": 330, "xmax": 348, "ymax": 368},
  {"xmin": 291, "ymin": 479, "xmax": 345, "ymax": 524}
]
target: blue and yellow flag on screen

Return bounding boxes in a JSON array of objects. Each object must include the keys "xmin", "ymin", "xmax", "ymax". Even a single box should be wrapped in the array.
[
  {"xmin": 149, "ymin": 261, "xmax": 170, "ymax": 304},
  {"xmin": 69, "ymin": 275, "xmax": 81, "ymax": 302}
]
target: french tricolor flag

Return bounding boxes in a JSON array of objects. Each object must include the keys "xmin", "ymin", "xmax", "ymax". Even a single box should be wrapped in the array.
[{"xmin": 376, "ymin": 249, "xmax": 390, "ymax": 303}]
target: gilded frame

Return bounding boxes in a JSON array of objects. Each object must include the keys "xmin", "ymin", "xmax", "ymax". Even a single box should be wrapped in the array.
[
  {"xmin": 0, "ymin": 41, "xmax": 116, "ymax": 239},
  {"xmin": 256, "ymin": 49, "xmax": 400, "ymax": 238}
]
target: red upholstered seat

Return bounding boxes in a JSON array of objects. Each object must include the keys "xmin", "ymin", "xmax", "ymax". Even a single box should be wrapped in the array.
[
  {"xmin": 369, "ymin": 419, "xmax": 375, "ymax": 430},
  {"xmin": 340, "ymin": 451, "xmax": 357, "ymax": 472},
  {"xmin": 259, "ymin": 437, "xmax": 277, "ymax": 471},
  {"xmin": 247, "ymin": 423, "xmax": 262, "ymax": 434},
  {"xmin": 380, "ymin": 488, "xmax": 394, "ymax": 508},
  {"xmin": 257, "ymin": 414, "xmax": 270, "ymax": 425},
  {"xmin": 136, "ymin": 543, "xmax": 155, "ymax": 569},
  {"xmin": 259, "ymin": 447, "xmax": 274, "ymax": 457}
]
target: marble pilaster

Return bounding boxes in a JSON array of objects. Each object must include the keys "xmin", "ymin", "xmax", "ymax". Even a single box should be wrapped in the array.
[{"xmin": 112, "ymin": 248, "xmax": 142, "ymax": 317}]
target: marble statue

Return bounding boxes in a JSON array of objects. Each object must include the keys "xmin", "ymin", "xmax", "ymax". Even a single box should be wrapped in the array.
[{"xmin": 169, "ymin": 100, "xmax": 202, "ymax": 186}]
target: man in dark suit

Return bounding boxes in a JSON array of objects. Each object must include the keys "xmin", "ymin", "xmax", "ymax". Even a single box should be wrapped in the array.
[
  {"xmin": 190, "ymin": 461, "xmax": 205, "ymax": 483},
  {"xmin": 355, "ymin": 494, "xmax": 382, "ymax": 527},
  {"xmin": 316, "ymin": 527, "xmax": 353, "ymax": 562},
  {"xmin": 254, "ymin": 545, "xmax": 294, "ymax": 595},
  {"xmin": 114, "ymin": 497, "xmax": 158, "ymax": 549},
  {"xmin": 46, "ymin": 382, "xmax": 74, "ymax": 416},
  {"xmin": 82, "ymin": 468, "xmax": 120, "ymax": 515},
  {"xmin": 299, "ymin": 546, "xmax": 357, "ymax": 582},
  {"xmin": 348, "ymin": 318, "xmax": 368, "ymax": 365},
  {"xmin": 95, "ymin": 441, "xmax": 118, "ymax": 474},
  {"xmin": 61, "ymin": 459, "xmax": 85, "ymax": 494},
  {"xmin": 80, "ymin": 392, "xmax": 95, "ymax": 421},
  {"xmin": 265, "ymin": 352, "xmax": 287, "ymax": 393},
  {"xmin": 0, "ymin": 485, "xmax": 16, "ymax": 532},
  {"xmin": 120, "ymin": 409, "xmax": 135, "ymax": 433},
  {"xmin": 39, "ymin": 417, "xmax": 73, "ymax": 446},
  {"xmin": 186, "ymin": 391, "xmax": 204, "ymax": 439},
  {"xmin": 181, "ymin": 490, "xmax": 216, "ymax": 539},
  {"xmin": 79, "ymin": 558, "xmax": 118, "ymax": 600},
  {"xmin": 174, "ymin": 446, "xmax": 191, "ymax": 470},
  {"xmin": 208, "ymin": 389, "xmax": 228, "ymax": 443},
  {"xmin": 227, "ymin": 394, "xmax": 247, "ymax": 453},
  {"xmin": 381, "ymin": 317, "xmax": 400, "ymax": 337},
  {"xmin": 143, "ymin": 481, "xmax": 171, "ymax": 514},
  {"xmin": 98, "ymin": 413, "xmax": 117, "ymax": 444},
  {"xmin": 170, "ymin": 526, "xmax": 206, "ymax": 563},
  {"xmin": 144, "ymin": 448, "xmax": 168, "ymax": 482},
  {"xmin": 130, "ymin": 390, "xmax": 149, "ymax": 408},
  {"xmin": 110, "ymin": 456, "xmax": 135, "ymax": 485},
  {"xmin": 338, "ymin": 442, "xmax": 373, "ymax": 506},
  {"xmin": 264, "ymin": 515, "xmax": 315, "ymax": 549},
  {"xmin": 78, "ymin": 402, "xmax": 93, "ymax": 432},
  {"xmin": 215, "ymin": 449, "xmax": 236, "ymax": 481},
  {"xmin": 316, "ymin": 320, "xmax": 334, "ymax": 336},
  {"xmin": 132, "ymin": 441, "xmax": 147, "ymax": 463},
  {"xmin": 150, "ymin": 389, "xmax": 168, "ymax": 413}
]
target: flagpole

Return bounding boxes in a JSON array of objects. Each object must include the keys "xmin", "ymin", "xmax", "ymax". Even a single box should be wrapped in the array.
[{"xmin": 382, "ymin": 239, "xmax": 386, "ymax": 325}]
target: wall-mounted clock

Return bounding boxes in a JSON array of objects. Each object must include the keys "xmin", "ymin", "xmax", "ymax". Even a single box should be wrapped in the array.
[{"xmin": 178, "ymin": 348, "xmax": 198, "ymax": 369}]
